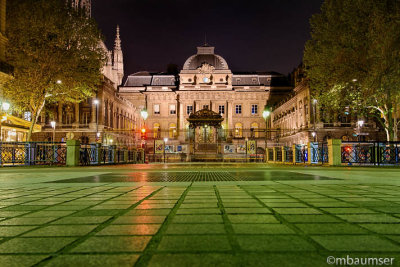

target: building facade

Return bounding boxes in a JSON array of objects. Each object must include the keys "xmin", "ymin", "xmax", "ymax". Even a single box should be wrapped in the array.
[
  {"xmin": 119, "ymin": 45, "xmax": 291, "ymax": 154},
  {"xmin": 271, "ymin": 78, "xmax": 382, "ymax": 146}
]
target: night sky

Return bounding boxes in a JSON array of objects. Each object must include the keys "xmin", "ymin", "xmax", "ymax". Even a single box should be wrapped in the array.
[{"xmin": 92, "ymin": 0, "xmax": 324, "ymax": 77}]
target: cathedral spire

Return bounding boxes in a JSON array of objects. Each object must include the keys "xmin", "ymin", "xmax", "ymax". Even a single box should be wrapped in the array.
[{"xmin": 115, "ymin": 25, "xmax": 121, "ymax": 50}]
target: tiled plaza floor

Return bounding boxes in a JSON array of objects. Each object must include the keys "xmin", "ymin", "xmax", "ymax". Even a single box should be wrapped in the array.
[{"xmin": 0, "ymin": 164, "xmax": 400, "ymax": 266}]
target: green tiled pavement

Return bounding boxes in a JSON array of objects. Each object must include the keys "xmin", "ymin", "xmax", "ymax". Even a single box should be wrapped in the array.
[{"xmin": 0, "ymin": 164, "xmax": 400, "ymax": 266}]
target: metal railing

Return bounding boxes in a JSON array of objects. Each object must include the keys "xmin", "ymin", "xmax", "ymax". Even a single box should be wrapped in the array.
[
  {"xmin": 341, "ymin": 141, "xmax": 400, "ymax": 165},
  {"xmin": 310, "ymin": 142, "xmax": 329, "ymax": 164},
  {"xmin": 284, "ymin": 147, "xmax": 293, "ymax": 163},
  {"xmin": 0, "ymin": 142, "xmax": 66, "ymax": 166},
  {"xmin": 79, "ymin": 144, "xmax": 144, "ymax": 166},
  {"xmin": 295, "ymin": 145, "xmax": 308, "ymax": 163}
]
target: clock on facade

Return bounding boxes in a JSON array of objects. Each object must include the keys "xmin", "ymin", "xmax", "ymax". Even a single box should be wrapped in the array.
[{"xmin": 203, "ymin": 77, "xmax": 209, "ymax": 83}]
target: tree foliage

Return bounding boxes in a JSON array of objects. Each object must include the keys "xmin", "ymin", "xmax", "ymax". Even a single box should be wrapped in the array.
[
  {"xmin": 4, "ymin": 0, "xmax": 106, "ymax": 140},
  {"xmin": 304, "ymin": 0, "xmax": 400, "ymax": 141}
]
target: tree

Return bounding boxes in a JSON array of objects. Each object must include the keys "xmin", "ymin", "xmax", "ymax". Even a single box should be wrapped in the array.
[
  {"xmin": 304, "ymin": 0, "xmax": 400, "ymax": 141},
  {"xmin": 4, "ymin": 0, "xmax": 106, "ymax": 140}
]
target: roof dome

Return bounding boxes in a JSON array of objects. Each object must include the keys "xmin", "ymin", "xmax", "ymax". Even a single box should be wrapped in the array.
[{"xmin": 182, "ymin": 46, "xmax": 229, "ymax": 70}]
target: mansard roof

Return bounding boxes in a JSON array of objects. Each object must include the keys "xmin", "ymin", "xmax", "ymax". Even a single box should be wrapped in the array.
[{"xmin": 124, "ymin": 72, "xmax": 176, "ymax": 87}]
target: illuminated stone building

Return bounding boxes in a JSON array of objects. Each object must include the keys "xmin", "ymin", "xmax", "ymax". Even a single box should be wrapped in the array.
[{"xmin": 119, "ymin": 45, "xmax": 291, "ymax": 155}]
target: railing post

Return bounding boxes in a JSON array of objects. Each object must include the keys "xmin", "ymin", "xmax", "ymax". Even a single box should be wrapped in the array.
[
  {"xmin": 307, "ymin": 143, "xmax": 312, "ymax": 165},
  {"xmin": 292, "ymin": 145, "xmax": 296, "ymax": 164},
  {"xmin": 328, "ymin": 139, "xmax": 342, "ymax": 166},
  {"xmin": 95, "ymin": 143, "xmax": 101, "ymax": 165},
  {"xmin": 111, "ymin": 145, "xmax": 117, "ymax": 164},
  {"xmin": 66, "ymin": 140, "xmax": 81, "ymax": 167},
  {"xmin": 282, "ymin": 146, "xmax": 286, "ymax": 163},
  {"xmin": 140, "ymin": 149, "xmax": 145, "ymax": 163}
]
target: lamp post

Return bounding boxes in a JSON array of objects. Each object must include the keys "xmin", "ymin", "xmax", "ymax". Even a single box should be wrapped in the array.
[
  {"xmin": 312, "ymin": 99, "xmax": 318, "ymax": 143},
  {"xmin": 164, "ymin": 137, "xmax": 168, "ymax": 163},
  {"xmin": 50, "ymin": 121, "xmax": 56, "ymax": 143},
  {"xmin": 141, "ymin": 109, "xmax": 148, "ymax": 160},
  {"xmin": 357, "ymin": 120, "xmax": 364, "ymax": 141},
  {"xmin": 262, "ymin": 108, "xmax": 271, "ymax": 159},
  {"xmin": 0, "ymin": 102, "xmax": 10, "ymax": 142},
  {"xmin": 93, "ymin": 99, "xmax": 99, "ymax": 142}
]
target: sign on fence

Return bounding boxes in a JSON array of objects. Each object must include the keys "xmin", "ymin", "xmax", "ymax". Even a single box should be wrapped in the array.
[
  {"xmin": 154, "ymin": 140, "xmax": 164, "ymax": 154},
  {"xmin": 247, "ymin": 140, "xmax": 256, "ymax": 154}
]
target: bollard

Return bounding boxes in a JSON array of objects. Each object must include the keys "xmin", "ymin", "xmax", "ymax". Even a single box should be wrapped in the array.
[
  {"xmin": 292, "ymin": 145, "xmax": 296, "ymax": 164},
  {"xmin": 307, "ymin": 143, "xmax": 312, "ymax": 165},
  {"xmin": 328, "ymin": 139, "xmax": 342, "ymax": 166},
  {"xmin": 66, "ymin": 140, "xmax": 80, "ymax": 167}
]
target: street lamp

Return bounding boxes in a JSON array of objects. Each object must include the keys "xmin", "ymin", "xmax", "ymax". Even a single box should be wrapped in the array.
[
  {"xmin": 163, "ymin": 137, "xmax": 168, "ymax": 163},
  {"xmin": 50, "ymin": 121, "xmax": 56, "ymax": 143},
  {"xmin": 0, "ymin": 101, "xmax": 10, "ymax": 142},
  {"xmin": 56, "ymin": 80, "xmax": 62, "ymax": 85},
  {"xmin": 262, "ymin": 108, "xmax": 271, "ymax": 158},
  {"xmin": 140, "ymin": 109, "xmax": 148, "ymax": 121},
  {"xmin": 357, "ymin": 120, "xmax": 364, "ymax": 142},
  {"xmin": 93, "ymin": 99, "xmax": 99, "ymax": 142}
]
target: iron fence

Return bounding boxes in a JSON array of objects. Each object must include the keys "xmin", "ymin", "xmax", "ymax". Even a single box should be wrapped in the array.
[
  {"xmin": 295, "ymin": 145, "xmax": 308, "ymax": 163},
  {"xmin": 0, "ymin": 142, "xmax": 66, "ymax": 166},
  {"xmin": 268, "ymin": 148, "xmax": 274, "ymax": 161},
  {"xmin": 284, "ymin": 147, "xmax": 293, "ymax": 163},
  {"xmin": 341, "ymin": 141, "xmax": 400, "ymax": 165},
  {"xmin": 310, "ymin": 142, "xmax": 329, "ymax": 164},
  {"xmin": 275, "ymin": 147, "xmax": 282, "ymax": 162}
]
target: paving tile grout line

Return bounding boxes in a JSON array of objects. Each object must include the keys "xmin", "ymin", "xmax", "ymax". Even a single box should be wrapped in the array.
[
  {"xmin": 0, "ymin": 183, "xmax": 119, "ymax": 246},
  {"xmin": 213, "ymin": 185, "xmax": 241, "ymax": 252},
  {"xmin": 33, "ymin": 185, "xmax": 164, "ymax": 266},
  {"xmin": 270, "ymin": 181, "xmax": 400, "ymax": 251},
  {"xmin": 134, "ymin": 182, "xmax": 193, "ymax": 267},
  {"xmin": 238, "ymin": 184, "xmax": 328, "ymax": 254}
]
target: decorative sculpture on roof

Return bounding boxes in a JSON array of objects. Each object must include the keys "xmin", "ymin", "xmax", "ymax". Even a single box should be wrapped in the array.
[{"xmin": 197, "ymin": 63, "xmax": 215, "ymax": 75}]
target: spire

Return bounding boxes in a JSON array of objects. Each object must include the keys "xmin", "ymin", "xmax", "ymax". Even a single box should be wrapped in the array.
[
  {"xmin": 204, "ymin": 33, "xmax": 209, "ymax": 47},
  {"xmin": 115, "ymin": 25, "xmax": 121, "ymax": 50}
]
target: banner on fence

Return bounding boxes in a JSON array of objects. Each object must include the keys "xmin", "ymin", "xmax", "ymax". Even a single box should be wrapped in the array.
[
  {"xmin": 237, "ymin": 144, "xmax": 246, "ymax": 154},
  {"xmin": 154, "ymin": 140, "xmax": 164, "ymax": 154},
  {"xmin": 224, "ymin": 145, "xmax": 235, "ymax": 154},
  {"xmin": 247, "ymin": 140, "xmax": 256, "ymax": 154}
]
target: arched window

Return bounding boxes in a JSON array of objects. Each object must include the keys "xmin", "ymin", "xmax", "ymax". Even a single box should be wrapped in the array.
[
  {"xmin": 169, "ymin": 123, "xmax": 177, "ymax": 138},
  {"xmin": 153, "ymin": 123, "xmax": 160, "ymax": 138},
  {"xmin": 250, "ymin": 122, "xmax": 259, "ymax": 138},
  {"xmin": 234, "ymin": 123, "xmax": 243, "ymax": 138}
]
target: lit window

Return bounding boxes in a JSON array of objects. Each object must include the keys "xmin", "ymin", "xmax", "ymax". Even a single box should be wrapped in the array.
[
  {"xmin": 187, "ymin": 105, "xmax": 193, "ymax": 115},
  {"xmin": 234, "ymin": 123, "xmax": 243, "ymax": 138},
  {"xmin": 235, "ymin": 105, "xmax": 242, "ymax": 114},
  {"xmin": 169, "ymin": 123, "xmax": 177, "ymax": 138},
  {"xmin": 170, "ymin": 104, "xmax": 176, "ymax": 115},
  {"xmin": 218, "ymin": 105, "xmax": 225, "ymax": 115},
  {"xmin": 251, "ymin": 104, "xmax": 258, "ymax": 115},
  {"xmin": 154, "ymin": 104, "xmax": 160, "ymax": 115}
]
